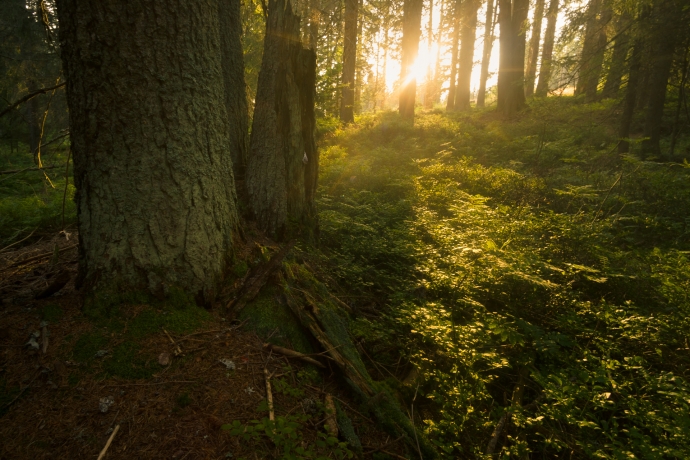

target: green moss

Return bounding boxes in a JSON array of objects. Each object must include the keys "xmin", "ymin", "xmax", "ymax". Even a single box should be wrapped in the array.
[
  {"xmin": 72, "ymin": 332, "xmax": 109, "ymax": 363},
  {"xmin": 232, "ymin": 259, "xmax": 249, "ymax": 278},
  {"xmin": 238, "ymin": 285, "xmax": 315, "ymax": 354},
  {"xmin": 103, "ymin": 342, "xmax": 155, "ymax": 380},
  {"xmin": 126, "ymin": 305, "xmax": 210, "ymax": 339},
  {"xmin": 41, "ymin": 304, "xmax": 64, "ymax": 323},
  {"xmin": 176, "ymin": 392, "xmax": 191, "ymax": 409}
]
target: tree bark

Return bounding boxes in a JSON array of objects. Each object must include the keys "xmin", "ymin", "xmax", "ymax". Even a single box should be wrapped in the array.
[
  {"xmin": 340, "ymin": 0, "xmax": 358, "ymax": 123},
  {"xmin": 618, "ymin": 38, "xmax": 642, "ymax": 154},
  {"xmin": 456, "ymin": 0, "xmax": 480, "ymax": 110},
  {"xmin": 247, "ymin": 0, "xmax": 318, "ymax": 239},
  {"xmin": 497, "ymin": 0, "xmax": 529, "ymax": 117},
  {"xmin": 27, "ymin": 79, "xmax": 41, "ymax": 159},
  {"xmin": 601, "ymin": 12, "xmax": 630, "ymax": 99},
  {"xmin": 423, "ymin": 0, "xmax": 434, "ymax": 108},
  {"xmin": 56, "ymin": 0, "xmax": 239, "ymax": 304},
  {"xmin": 583, "ymin": 3, "xmax": 612, "ymax": 102},
  {"xmin": 524, "ymin": 0, "xmax": 545, "ymax": 98},
  {"xmin": 477, "ymin": 0, "xmax": 496, "ymax": 108},
  {"xmin": 220, "ymin": 0, "xmax": 249, "ymax": 184},
  {"xmin": 446, "ymin": 0, "xmax": 461, "ymax": 111},
  {"xmin": 535, "ymin": 0, "xmax": 558, "ymax": 96},
  {"xmin": 399, "ymin": 0, "xmax": 424, "ymax": 121}
]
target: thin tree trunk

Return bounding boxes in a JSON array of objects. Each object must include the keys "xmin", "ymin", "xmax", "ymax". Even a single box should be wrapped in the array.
[
  {"xmin": 354, "ymin": 0, "xmax": 364, "ymax": 113},
  {"xmin": 641, "ymin": 41, "xmax": 676, "ymax": 157},
  {"xmin": 618, "ymin": 39, "xmax": 642, "ymax": 154},
  {"xmin": 583, "ymin": 4, "xmax": 612, "ymax": 102},
  {"xmin": 497, "ymin": 0, "xmax": 529, "ymax": 116},
  {"xmin": 535, "ymin": 0, "xmax": 558, "ymax": 96},
  {"xmin": 431, "ymin": 0, "xmax": 446, "ymax": 106},
  {"xmin": 220, "ymin": 0, "xmax": 249, "ymax": 184},
  {"xmin": 27, "ymin": 79, "xmax": 41, "ymax": 159},
  {"xmin": 56, "ymin": 0, "xmax": 239, "ymax": 304},
  {"xmin": 446, "ymin": 0, "xmax": 461, "ymax": 111},
  {"xmin": 399, "ymin": 0, "xmax": 424, "ymax": 120},
  {"xmin": 601, "ymin": 12, "xmax": 630, "ymax": 99},
  {"xmin": 477, "ymin": 0, "xmax": 496, "ymax": 108},
  {"xmin": 575, "ymin": 0, "xmax": 602, "ymax": 96},
  {"xmin": 669, "ymin": 51, "xmax": 689, "ymax": 158},
  {"xmin": 456, "ymin": 0, "xmax": 480, "ymax": 110},
  {"xmin": 423, "ymin": 0, "xmax": 434, "ymax": 108},
  {"xmin": 340, "ymin": 0, "xmax": 358, "ymax": 123},
  {"xmin": 247, "ymin": 0, "xmax": 318, "ymax": 238},
  {"xmin": 524, "ymin": 0, "xmax": 545, "ymax": 97}
]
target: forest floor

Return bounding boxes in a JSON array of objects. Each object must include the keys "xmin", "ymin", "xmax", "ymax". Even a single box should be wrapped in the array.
[{"xmin": 2, "ymin": 96, "xmax": 690, "ymax": 459}]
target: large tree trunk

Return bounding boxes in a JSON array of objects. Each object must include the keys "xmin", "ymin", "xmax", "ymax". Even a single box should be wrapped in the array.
[
  {"xmin": 446, "ymin": 0, "xmax": 461, "ymax": 111},
  {"xmin": 618, "ymin": 38, "xmax": 642, "ymax": 154},
  {"xmin": 220, "ymin": 0, "xmax": 249, "ymax": 184},
  {"xmin": 601, "ymin": 12, "xmax": 630, "ymax": 99},
  {"xmin": 56, "ymin": 0, "xmax": 239, "ymax": 305},
  {"xmin": 477, "ymin": 0, "xmax": 496, "ymax": 108},
  {"xmin": 583, "ymin": 4, "xmax": 612, "ymax": 102},
  {"xmin": 247, "ymin": 0, "xmax": 318, "ymax": 239},
  {"xmin": 535, "ymin": 0, "xmax": 558, "ymax": 96},
  {"xmin": 340, "ymin": 0, "xmax": 358, "ymax": 123},
  {"xmin": 399, "ymin": 0, "xmax": 423, "ymax": 120},
  {"xmin": 497, "ymin": 0, "xmax": 529, "ymax": 117},
  {"xmin": 524, "ymin": 0, "xmax": 545, "ymax": 98},
  {"xmin": 456, "ymin": 0, "xmax": 480, "ymax": 110}
]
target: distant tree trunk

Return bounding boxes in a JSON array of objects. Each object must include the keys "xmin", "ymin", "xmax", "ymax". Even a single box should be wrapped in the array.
[
  {"xmin": 535, "ymin": 0, "xmax": 558, "ymax": 96},
  {"xmin": 56, "ymin": 0, "xmax": 239, "ymax": 304},
  {"xmin": 340, "ymin": 0, "xmax": 358, "ymax": 123},
  {"xmin": 601, "ymin": 12, "xmax": 630, "ymax": 99},
  {"xmin": 477, "ymin": 0, "xmax": 496, "ymax": 108},
  {"xmin": 618, "ymin": 38, "xmax": 642, "ymax": 154},
  {"xmin": 430, "ymin": 0, "xmax": 446, "ymax": 106},
  {"xmin": 307, "ymin": 0, "xmax": 320, "ymax": 51},
  {"xmin": 456, "ymin": 0, "xmax": 480, "ymax": 110},
  {"xmin": 583, "ymin": 4, "xmax": 612, "ymax": 102},
  {"xmin": 423, "ymin": 0, "xmax": 434, "ymax": 108},
  {"xmin": 354, "ymin": 0, "xmax": 364, "ymax": 113},
  {"xmin": 247, "ymin": 0, "xmax": 318, "ymax": 238},
  {"xmin": 399, "ymin": 0, "xmax": 424, "ymax": 120},
  {"xmin": 446, "ymin": 0, "xmax": 461, "ymax": 111},
  {"xmin": 497, "ymin": 0, "xmax": 529, "ymax": 117},
  {"xmin": 27, "ymin": 79, "xmax": 41, "ymax": 159},
  {"xmin": 524, "ymin": 0, "xmax": 545, "ymax": 97},
  {"xmin": 669, "ymin": 52, "xmax": 689, "ymax": 158},
  {"xmin": 220, "ymin": 0, "xmax": 249, "ymax": 184}
]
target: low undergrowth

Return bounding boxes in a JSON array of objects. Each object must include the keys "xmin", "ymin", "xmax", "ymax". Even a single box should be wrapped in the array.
[{"xmin": 317, "ymin": 100, "xmax": 690, "ymax": 458}]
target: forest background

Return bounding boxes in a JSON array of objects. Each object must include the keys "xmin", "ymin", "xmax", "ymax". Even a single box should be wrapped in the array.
[{"xmin": 1, "ymin": 0, "xmax": 690, "ymax": 457}]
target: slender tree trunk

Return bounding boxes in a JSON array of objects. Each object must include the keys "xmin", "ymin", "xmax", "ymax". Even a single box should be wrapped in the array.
[
  {"xmin": 524, "ymin": 0, "xmax": 545, "ymax": 97},
  {"xmin": 669, "ymin": 51, "xmax": 689, "ymax": 158},
  {"xmin": 56, "ymin": 0, "xmax": 239, "ymax": 304},
  {"xmin": 477, "ymin": 0, "xmax": 496, "ymax": 107},
  {"xmin": 354, "ymin": 0, "xmax": 364, "ymax": 113},
  {"xmin": 307, "ymin": 0, "xmax": 320, "ymax": 50},
  {"xmin": 423, "ymin": 0, "xmax": 434, "ymax": 108},
  {"xmin": 575, "ymin": 0, "xmax": 601, "ymax": 96},
  {"xmin": 641, "ymin": 44, "xmax": 676, "ymax": 157},
  {"xmin": 456, "ymin": 0, "xmax": 480, "ymax": 110},
  {"xmin": 583, "ymin": 4, "xmax": 612, "ymax": 102},
  {"xmin": 27, "ymin": 79, "xmax": 41, "ymax": 159},
  {"xmin": 431, "ymin": 0, "xmax": 446, "ymax": 106},
  {"xmin": 220, "ymin": 0, "xmax": 249, "ymax": 184},
  {"xmin": 601, "ymin": 12, "xmax": 630, "ymax": 99},
  {"xmin": 497, "ymin": 0, "xmax": 529, "ymax": 116},
  {"xmin": 399, "ymin": 0, "xmax": 424, "ymax": 120},
  {"xmin": 340, "ymin": 0, "xmax": 358, "ymax": 123},
  {"xmin": 446, "ymin": 0, "xmax": 461, "ymax": 111},
  {"xmin": 247, "ymin": 0, "xmax": 318, "ymax": 238},
  {"xmin": 618, "ymin": 38, "xmax": 642, "ymax": 154},
  {"xmin": 535, "ymin": 0, "xmax": 558, "ymax": 96}
]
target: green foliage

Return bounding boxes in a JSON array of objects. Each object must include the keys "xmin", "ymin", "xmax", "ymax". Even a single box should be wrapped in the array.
[
  {"xmin": 223, "ymin": 415, "xmax": 353, "ymax": 460},
  {"xmin": 41, "ymin": 304, "xmax": 64, "ymax": 323},
  {"xmin": 318, "ymin": 101, "xmax": 690, "ymax": 458}
]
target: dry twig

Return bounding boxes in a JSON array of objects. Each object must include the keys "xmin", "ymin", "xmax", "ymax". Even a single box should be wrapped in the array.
[{"xmin": 96, "ymin": 424, "xmax": 120, "ymax": 460}]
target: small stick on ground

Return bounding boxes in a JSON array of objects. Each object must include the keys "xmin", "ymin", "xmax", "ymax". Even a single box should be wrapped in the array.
[
  {"xmin": 162, "ymin": 328, "xmax": 183, "ymax": 356},
  {"xmin": 323, "ymin": 394, "xmax": 338, "ymax": 438},
  {"xmin": 41, "ymin": 325, "xmax": 48, "ymax": 353},
  {"xmin": 96, "ymin": 424, "xmax": 120, "ymax": 460},
  {"xmin": 263, "ymin": 343, "xmax": 325, "ymax": 368},
  {"xmin": 264, "ymin": 368, "xmax": 275, "ymax": 421}
]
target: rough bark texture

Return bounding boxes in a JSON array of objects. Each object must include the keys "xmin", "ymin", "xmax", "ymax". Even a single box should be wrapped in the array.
[
  {"xmin": 535, "ymin": 0, "xmax": 559, "ymax": 96},
  {"xmin": 339, "ymin": 0, "xmax": 358, "ymax": 123},
  {"xmin": 219, "ymin": 0, "xmax": 249, "ymax": 183},
  {"xmin": 477, "ymin": 0, "xmax": 496, "ymax": 108},
  {"xmin": 399, "ymin": 0, "xmax": 423, "ymax": 120},
  {"xmin": 456, "ymin": 0, "xmax": 480, "ymax": 110},
  {"xmin": 497, "ymin": 0, "xmax": 529, "ymax": 117},
  {"xmin": 601, "ymin": 12, "xmax": 630, "ymax": 99},
  {"xmin": 446, "ymin": 0, "xmax": 461, "ymax": 111},
  {"xmin": 524, "ymin": 0, "xmax": 545, "ymax": 97},
  {"xmin": 56, "ymin": 0, "xmax": 239, "ymax": 304},
  {"xmin": 576, "ymin": 0, "xmax": 610, "ymax": 100},
  {"xmin": 247, "ymin": 0, "xmax": 318, "ymax": 239}
]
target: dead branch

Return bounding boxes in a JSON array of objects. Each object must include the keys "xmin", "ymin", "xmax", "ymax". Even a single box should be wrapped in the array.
[
  {"xmin": 323, "ymin": 393, "xmax": 338, "ymax": 438},
  {"xmin": 0, "ymin": 82, "xmax": 66, "ymax": 119},
  {"xmin": 0, "ymin": 165, "xmax": 60, "ymax": 176},
  {"xmin": 263, "ymin": 343, "xmax": 326, "ymax": 368},
  {"xmin": 264, "ymin": 368, "xmax": 275, "ymax": 421},
  {"xmin": 96, "ymin": 424, "xmax": 120, "ymax": 460}
]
